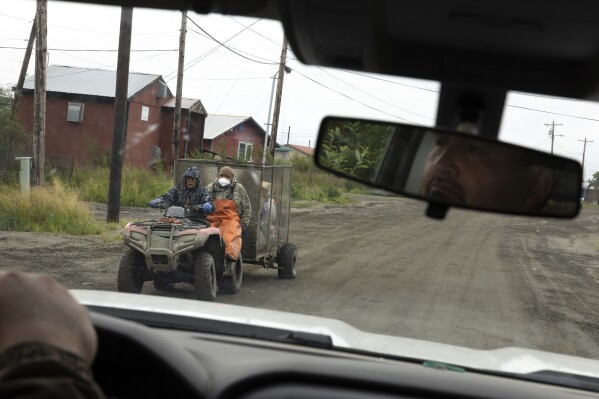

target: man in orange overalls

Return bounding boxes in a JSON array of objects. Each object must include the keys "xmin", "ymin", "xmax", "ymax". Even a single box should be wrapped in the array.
[{"xmin": 205, "ymin": 166, "xmax": 252, "ymax": 267}]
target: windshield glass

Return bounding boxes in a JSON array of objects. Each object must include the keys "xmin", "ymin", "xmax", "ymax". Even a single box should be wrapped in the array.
[{"xmin": 1, "ymin": 0, "xmax": 599, "ymax": 376}]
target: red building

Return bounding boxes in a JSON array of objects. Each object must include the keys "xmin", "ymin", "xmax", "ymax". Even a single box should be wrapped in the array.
[
  {"xmin": 17, "ymin": 65, "xmax": 206, "ymax": 167},
  {"xmin": 202, "ymin": 115, "xmax": 268, "ymax": 163}
]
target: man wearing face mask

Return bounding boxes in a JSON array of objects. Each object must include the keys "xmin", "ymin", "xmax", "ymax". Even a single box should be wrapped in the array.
[{"xmin": 205, "ymin": 166, "xmax": 251, "ymax": 267}]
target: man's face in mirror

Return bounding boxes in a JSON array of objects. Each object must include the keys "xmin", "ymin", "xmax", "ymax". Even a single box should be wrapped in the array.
[{"xmin": 419, "ymin": 134, "xmax": 550, "ymax": 211}]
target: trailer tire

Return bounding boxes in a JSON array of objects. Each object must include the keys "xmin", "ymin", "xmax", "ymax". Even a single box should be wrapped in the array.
[{"xmin": 277, "ymin": 243, "xmax": 297, "ymax": 279}]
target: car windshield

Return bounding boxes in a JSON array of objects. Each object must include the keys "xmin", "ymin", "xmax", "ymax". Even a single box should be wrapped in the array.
[{"xmin": 1, "ymin": 0, "xmax": 599, "ymax": 379}]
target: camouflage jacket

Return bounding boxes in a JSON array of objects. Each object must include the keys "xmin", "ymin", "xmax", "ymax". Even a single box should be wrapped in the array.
[
  {"xmin": 206, "ymin": 180, "xmax": 252, "ymax": 228},
  {"xmin": 158, "ymin": 185, "xmax": 213, "ymax": 219}
]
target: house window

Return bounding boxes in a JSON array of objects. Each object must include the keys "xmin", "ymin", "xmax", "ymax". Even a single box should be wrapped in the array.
[
  {"xmin": 237, "ymin": 142, "xmax": 253, "ymax": 161},
  {"xmin": 141, "ymin": 106, "xmax": 149, "ymax": 121},
  {"xmin": 67, "ymin": 103, "xmax": 84, "ymax": 123}
]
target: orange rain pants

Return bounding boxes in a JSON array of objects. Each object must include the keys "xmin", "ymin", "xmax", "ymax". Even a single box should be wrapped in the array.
[{"xmin": 206, "ymin": 199, "xmax": 242, "ymax": 261}]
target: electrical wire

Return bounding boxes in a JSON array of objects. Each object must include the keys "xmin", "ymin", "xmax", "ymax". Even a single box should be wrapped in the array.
[
  {"xmin": 339, "ymin": 69, "xmax": 439, "ymax": 93},
  {"xmin": 186, "ymin": 15, "xmax": 278, "ymax": 66},
  {"xmin": 165, "ymin": 18, "xmax": 263, "ymax": 81},
  {"xmin": 315, "ymin": 65, "xmax": 433, "ymax": 121},
  {"xmin": 226, "ymin": 16, "xmax": 281, "ymax": 48},
  {"xmin": 505, "ymin": 104, "xmax": 599, "ymax": 122},
  {"xmin": 291, "ymin": 68, "xmax": 423, "ymax": 125}
]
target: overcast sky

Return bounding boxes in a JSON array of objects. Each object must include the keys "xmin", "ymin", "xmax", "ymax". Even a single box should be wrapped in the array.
[{"xmin": 1, "ymin": 0, "xmax": 599, "ymax": 182}]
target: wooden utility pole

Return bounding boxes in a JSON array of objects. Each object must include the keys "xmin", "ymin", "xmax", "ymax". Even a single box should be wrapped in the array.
[
  {"xmin": 107, "ymin": 7, "xmax": 133, "ymax": 223},
  {"xmin": 579, "ymin": 137, "xmax": 593, "ymax": 180},
  {"xmin": 172, "ymin": 11, "xmax": 187, "ymax": 164},
  {"xmin": 545, "ymin": 120, "xmax": 563, "ymax": 154},
  {"xmin": 33, "ymin": 1, "xmax": 47, "ymax": 186},
  {"xmin": 268, "ymin": 36, "xmax": 288, "ymax": 158},
  {"xmin": 12, "ymin": 15, "xmax": 36, "ymax": 114}
]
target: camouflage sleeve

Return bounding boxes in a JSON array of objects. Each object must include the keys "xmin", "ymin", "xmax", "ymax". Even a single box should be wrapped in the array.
[
  {"xmin": 200, "ymin": 187, "xmax": 213, "ymax": 208},
  {"xmin": 159, "ymin": 187, "xmax": 178, "ymax": 207},
  {"xmin": 204, "ymin": 183, "xmax": 215, "ymax": 199},
  {"xmin": 237, "ymin": 184, "xmax": 252, "ymax": 228}
]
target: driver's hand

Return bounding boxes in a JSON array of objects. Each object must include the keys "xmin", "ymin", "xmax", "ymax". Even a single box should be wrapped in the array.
[{"xmin": 0, "ymin": 271, "xmax": 97, "ymax": 365}]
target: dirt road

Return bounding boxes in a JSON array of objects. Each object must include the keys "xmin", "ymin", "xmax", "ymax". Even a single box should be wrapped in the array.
[{"xmin": 1, "ymin": 194, "xmax": 599, "ymax": 359}]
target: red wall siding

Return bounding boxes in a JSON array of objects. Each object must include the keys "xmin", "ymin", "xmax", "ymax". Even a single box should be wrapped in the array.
[
  {"xmin": 185, "ymin": 112, "xmax": 205, "ymax": 156},
  {"xmin": 210, "ymin": 120, "xmax": 266, "ymax": 162},
  {"xmin": 17, "ymin": 80, "xmax": 175, "ymax": 168},
  {"xmin": 159, "ymin": 110, "xmax": 206, "ymax": 160},
  {"xmin": 126, "ymin": 81, "xmax": 172, "ymax": 166},
  {"xmin": 17, "ymin": 93, "xmax": 115, "ymax": 163}
]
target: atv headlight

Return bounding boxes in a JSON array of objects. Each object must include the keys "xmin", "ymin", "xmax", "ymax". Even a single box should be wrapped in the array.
[
  {"xmin": 178, "ymin": 234, "xmax": 196, "ymax": 243},
  {"xmin": 131, "ymin": 232, "xmax": 146, "ymax": 241}
]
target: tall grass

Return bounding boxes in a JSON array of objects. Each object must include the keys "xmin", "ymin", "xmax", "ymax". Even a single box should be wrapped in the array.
[
  {"xmin": 0, "ymin": 178, "xmax": 103, "ymax": 234},
  {"xmin": 71, "ymin": 165, "xmax": 172, "ymax": 206},
  {"xmin": 280, "ymin": 156, "xmax": 368, "ymax": 203}
]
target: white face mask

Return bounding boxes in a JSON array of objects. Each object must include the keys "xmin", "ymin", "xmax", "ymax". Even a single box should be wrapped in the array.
[{"xmin": 218, "ymin": 177, "xmax": 231, "ymax": 187}]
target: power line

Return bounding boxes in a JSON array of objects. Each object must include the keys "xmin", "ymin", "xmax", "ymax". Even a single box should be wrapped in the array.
[
  {"xmin": 165, "ymin": 18, "xmax": 262, "ymax": 80},
  {"xmin": 338, "ymin": 68, "xmax": 599, "ymax": 123},
  {"xmin": 0, "ymin": 13, "xmax": 32, "ymax": 22},
  {"xmin": 291, "ymin": 68, "xmax": 423, "ymax": 125},
  {"xmin": 227, "ymin": 16, "xmax": 281, "ymax": 48},
  {"xmin": 339, "ymin": 69, "xmax": 439, "ymax": 93},
  {"xmin": 186, "ymin": 15, "xmax": 277, "ymax": 66},
  {"xmin": 185, "ymin": 76, "xmax": 269, "ymax": 81},
  {"xmin": 316, "ymin": 66, "xmax": 433, "ymax": 121},
  {"xmin": 53, "ymin": 50, "xmax": 112, "ymax": 68},
  {"xmin": 509, "ymin": 105, "xmax": 599, "ymax": 122}
]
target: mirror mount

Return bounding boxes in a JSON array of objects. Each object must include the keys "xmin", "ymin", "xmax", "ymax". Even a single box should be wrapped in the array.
[
  {"xmin": 436, "ymin": 83, "xmax": 506, "ymax": 139},
  {"xmin": 426, "ymin": 202, "xmax": 449, "ymax": 220}
]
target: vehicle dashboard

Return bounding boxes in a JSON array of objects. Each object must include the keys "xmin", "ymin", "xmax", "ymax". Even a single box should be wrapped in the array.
[{"xmin": 90, "ymin": 310, "xmax": 599, "ymax": 399}]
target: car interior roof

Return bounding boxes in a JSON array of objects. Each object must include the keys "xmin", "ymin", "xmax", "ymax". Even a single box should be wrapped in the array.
[{"xmin": 65, "ymin": 0, "xmax": 599, "ymax": 101}]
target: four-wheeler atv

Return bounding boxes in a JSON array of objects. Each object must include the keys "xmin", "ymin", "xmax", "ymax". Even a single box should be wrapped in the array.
[
  {"xmin": 117, "ymin": 206, "xmax": 243, "ymax": 301},
  {"xmin": 118, "ymin": 160, "xmax": 297, "ymax": 301}
]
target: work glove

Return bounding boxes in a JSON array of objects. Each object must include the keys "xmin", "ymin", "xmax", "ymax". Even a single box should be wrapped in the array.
[
  {"xmin": 202, "ymin": 202, "xmax": 214, "ymax": 214},
  {"xmin": 148, "ymin": 199, "xmax": 163, "ymax": 208}
]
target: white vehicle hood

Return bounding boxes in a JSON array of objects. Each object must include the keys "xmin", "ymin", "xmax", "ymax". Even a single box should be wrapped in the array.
[{"xmin": 72, "ymin": 290, "xmax": 599, "ymax": 379}]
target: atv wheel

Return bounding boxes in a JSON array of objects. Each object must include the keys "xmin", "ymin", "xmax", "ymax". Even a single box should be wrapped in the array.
[
  {"xmin": 117, "ymin": 249, "xmax": 147, "ymax": 293},
  {"xmin": 193, "ymin": 252, "xmax": 217, "ymax": 301},
  {"xmin": 218, "ymin": 255, "xmax": 243, "ymax": 294},
  {"xmin": 277, "ymin": 243, "xmax": 297, "ymax": 279}
]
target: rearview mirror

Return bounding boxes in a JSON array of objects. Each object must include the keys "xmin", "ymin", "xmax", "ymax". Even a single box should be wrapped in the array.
[{"xmin": 315, "ymin": 117, "xmax": 582, "ymax": 218}]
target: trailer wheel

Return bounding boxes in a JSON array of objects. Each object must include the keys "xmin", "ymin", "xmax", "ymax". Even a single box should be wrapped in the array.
[{"xmin": 277, "ymin": 243, "xmax": 297, "ymax": 279}]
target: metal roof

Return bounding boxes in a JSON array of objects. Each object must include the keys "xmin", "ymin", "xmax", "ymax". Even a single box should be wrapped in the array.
[
  {"xmin": 203, "ymin": 115, "xmax": 265, "ymax": 140},
  {"xmin": 22, "ymin": 65, "xmax": 162, "ymax": 99},
  {"xmin": 162, "ymin": 97, "xmax": 207, "ymax": 115}
]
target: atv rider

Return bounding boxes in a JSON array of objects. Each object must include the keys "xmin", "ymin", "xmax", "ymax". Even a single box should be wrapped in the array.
[
  {"xmin": 148, "ymin": 166, "xmax": 214, "ymax": 220},
  {"xmin": 205, "ymin": 166, "xmax": 251, "ymax": 266}
]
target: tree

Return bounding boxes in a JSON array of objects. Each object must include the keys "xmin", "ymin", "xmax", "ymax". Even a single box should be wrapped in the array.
[
  {"xmin": 0, "ymin": 87, "xmax": 27, "ymax": 151},
  {"xmin": 587, "ymin": 171, "xmax": 599, "ymax": 189}
]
